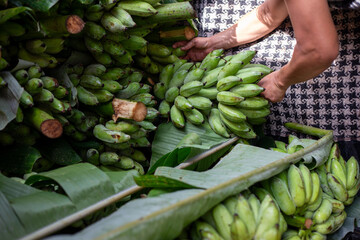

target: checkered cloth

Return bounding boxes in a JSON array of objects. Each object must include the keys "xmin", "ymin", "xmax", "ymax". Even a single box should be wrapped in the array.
[{"xmin": 192, "ymin": 0, "xmax": 360, "ymax": 141}]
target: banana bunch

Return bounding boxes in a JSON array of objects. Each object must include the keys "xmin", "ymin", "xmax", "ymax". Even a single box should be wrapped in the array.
[
  {"xmin": 155, "ymin": 49, "xmax": 272, "ymax": 140},
  {"xmin": 255, "ymin": 157, "xmax": 358, "ymax": 239},
  {"xmin": 187, "ymin": 191, "xmax": 287, "ymax": 240}
]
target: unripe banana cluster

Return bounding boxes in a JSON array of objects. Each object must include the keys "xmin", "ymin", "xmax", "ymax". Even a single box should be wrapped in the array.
[
  {"xmin": 184, "ymin": 191, "xmax": 287, "ymax": 240},
  {"xmin": 264, "ymin": 139, "xmax": 360, "ymax": 239},
  {"xmin": 74, "ymin": 0, "xmax": 189, "ymax": 75},
  {"xmin": 155, "ymin": 49, "xmax": 272, "ymax": 140}
]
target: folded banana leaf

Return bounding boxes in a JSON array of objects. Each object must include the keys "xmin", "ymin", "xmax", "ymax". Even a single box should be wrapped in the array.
[
  {"xmin": 44, "ymin": 131, "xmax": 334, "ymax": 240},
  {"xmin": 0, "ymin": 6, "xmax": 30, "ymax": 24}
]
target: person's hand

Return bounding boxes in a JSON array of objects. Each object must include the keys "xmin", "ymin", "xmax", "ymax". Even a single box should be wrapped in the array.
[
  {"xmin": 173, "ymin": 37, "xmax": 215, "ymax": 62},
  {"xmin": 257, "ymin": 71, "xmax": 288, "ymax": 103}
]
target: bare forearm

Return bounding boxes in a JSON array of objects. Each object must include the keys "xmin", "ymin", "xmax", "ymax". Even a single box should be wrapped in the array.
[{"xmin": 208, "ymin": 0, "xmax": 288, "ymax": 50}]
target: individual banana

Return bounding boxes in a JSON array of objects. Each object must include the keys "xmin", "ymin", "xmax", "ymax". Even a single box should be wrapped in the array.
[
  {"xmin": 230, "ymin": 214, "xmax": 250, "ymax": 240},
  {"xmin": 299, "ymin": 163, "xmax": 313, "ymax": 204},
  {"xmin": 168, "ymin": 70, "xmax": 189, "ymax": 89},
  {"xmin": 208, "ymin": 108, "xmax": 230, "ymax": 138},
  {"xmin": 230, "ymin": 84, "xmax": 264, "ymax": 98},
  {"xmin": 346, "ymin": 156, "xmax": 359, "ymax": 190},
  {"xmin": 199, "ymin": 49, "xmax": 224, "ymax": 71},
  {"xmin": 212, "ymin": 203, "xmax": 232, "ymax": 240},
  {"xmin": 248, "ymin": 194, "xmax": 261, "ymax": 223},
  {"xmin": 121, "ymin": 35, "xmax": 147, "ymax": 51},
  {"xmin": 288, "ymin": 164, "xmax": 306, "ymax": 207},
  {"xmin": 80, "ymin": 75, "xmax": 104, "ymax": 89},
  {"xmin": 217, "ymin": 50, "xmax": 256, "ymax": 80},
  {"xmin": 197, "ymin": 87, "xmax": 219, "ymax": 100},
  {"xmin": 235, "ymin": 71, "xmax": 264, "ymax": 84},
  {"xmin": 308, "ymin": 172, "xmax": 321, "ymax": 205},
  {"xmin": 170, "ymin": 105, "xmax": 185, "ymax": 128},
  {"xmin": 219, "ymin": 113, "xmax": 250, "ymax": 135},
  {"xmin": 187, "ymin": 96, "xmax": 213, "ymax": 110},
  {"xmin": 327, "ymin": 172, "xmax": 348, "ymax": 202},
  {"xmin": 323, "ymin": 194, "xmax": 345, "ymax": 213},
  {"xmin": 103, "ymin": 40, "xmax": 126, "ymax": 56},
  {"xmin": 158, "ymin": 100, "xmax": 171, "ymax": 118},
  {"xmin": 270, "ymin": 177, "xmax": 296, "ymax": 215},
  {"xmin": 235, "ymin": 194, "xmax": 256, "ymax": 238},
  {"xmin": 165, "ymin": 87, "xmax": 180, "ymax": 103},
  {"xmin": 111, "ymin": 6, "xmax": 136, "ymax": 28},
  {"xmin": 331, "ymin": 158, "xmax": 347, "ymax": 188},
  {"xmin": 216, "ymin": 91, "xmax": 244, "ymax": 105},
  {"xmin": 254, "ymin": 195, "xmax": 279, "ymax": 239},
  {"xmin": 174, "ymin": 96, "xmax": 194, "ymax": 112},
  {"xmin": 180, "ymin": 81, "xmax": 204, "ymax": 97},
  {"xmin": 218, "ymin": 103, "xmax": 247, "ymax": 122},
  {"xmin": 329, "ymin": 210, "xmax": 347, "ymax": 234},
  {"xmin": 237, "ymin": 97, "xmax": 268, "ymax": 110},
  {"xmin": 183, "ymin": 68, "xmax": 206, "ymax": 84},
  {"xmin": 238, "ymin": 107, "xmax": 271, "ymax": 119},
  {"xmin": 93, "ymin": 124, "xmax": 130, "ymax": 143},
  {"xmin": 194, "ymin": 221, "xmax": 223, "ymax": 240},
  {"xmin": 101, "ymin": 13, "xmax": 127, "ymax": 33},
  {"xmin": 313, "ymin": 197, "xmax": 333, "ymax": 224},
  {"xmin": 216, "ymin": 76, "xmax": 242, "ymax": 91},
  {"xmin": 159, "ymin": 64, "xmax": 175, "ymax": 88},
  {"xmin": 202, "ymin": 67, "xmax": 223, "ymax": 88},
  {"xmin": 117, "ymin": 0, "xmax": 158, "ymax": 17},
  {"xmin": 316, "ymin": 164, "xmax": 334, "ymax": 198},
  {"xmin": 116, "ymin": 82, "xmax": 141, "ymax": 99},
  {"xmin": 84, "ymin": 21, "xmax": 106, "ymax": 40},
  {"xmin": 76, "ymin": 86, "xmax": 99, "ymax": 106},
  {"xmin": 313, "ymin": 215, "xmax": 335, "ymax": 235},
  {"xmin": 184, "ymin": 108, "xmax": 204, "ymax": 125}
]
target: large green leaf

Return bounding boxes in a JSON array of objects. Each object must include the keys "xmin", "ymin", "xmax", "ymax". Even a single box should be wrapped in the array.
[
  {"xmin": 147, "ymin": 147, "xmax": 191, "ymax": 174},
  {"xmin": 105, "ymin": 170, "xmax": 139, "ymax": 193},
  {"xmin": 26, "ymin": 163, "xmax": 115, "ymax": 210},
  {"xmin": 45, "ymin": 132, "xmax": 334, "ymax": 240},
  {"xmin": 0, "ymin": 191, "xmax": 26, "ymax": 240},
  {"xmin": 0, "ymin": 72, "xmax": 24, "ymax": 130},
  {"xmin": 10, "ymin": 0, "xmax": 58, "ymax": 12},
  {"xmin": 0, "ymin": 6, "xmax": 30, "ymax": 24},
  {"xmin": 150, "ymin": 122, "xmax": 228, "ymax": 167}
]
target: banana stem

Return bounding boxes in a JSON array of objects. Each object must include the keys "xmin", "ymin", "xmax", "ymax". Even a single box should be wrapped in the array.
[
  {"xmin": 159, "ymin": 26, "xmax": 196, "ymax": 42},
  {"xmin": 40, "ymin": 15, "xmax": 85, "ymax": 34},
  {"xmin": 284, "ymin": 122, "xmax": 332, "ymax": 138},
  {"xmin": 112, "ymin": 98, "xmax": 147, "ymax": 122}
]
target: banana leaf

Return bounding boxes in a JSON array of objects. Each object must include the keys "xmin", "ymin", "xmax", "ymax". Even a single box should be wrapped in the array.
[
  {"xmin": 0, "ymin": 72, "xmax": 23, "ymax": 130},
  {"xmin": 147, "ymin": 147, "xmax": 191, "ymax": 174},
  {"xmin": 105, "ymin": 170, "xmax": 139, "ymax": 193},
  {"xmin": 0, "ymin": 144, "xmax": 42, "ymax": 175},
  {"xmin": 25, "ymin": 163, "xmax": 115, "ymax": 210},
  {"xmin": 9, "ymin": 0, "xmax": 58, "ymax": 12},
  {"xmin": 0, "ymin": 191, "xmax": 26, "ymax": 240},
  {"xmin": 45, "ymin": 131, "xmax": 334, "ymax": 240},
  {"xmin": 0, "ymin": 6, "xmax": 30, "ymax": 24},
  {"xmin": 150, "ymin": 122, "xmax": 228, "ymax": 168}
]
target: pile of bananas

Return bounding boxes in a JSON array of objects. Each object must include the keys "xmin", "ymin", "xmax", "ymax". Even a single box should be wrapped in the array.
[
  {"xmin": 155, "ymin": 49, "xmax": 272, "ymax": 140},
  {"xmin": 0, "ymin": 63, "xmax": 161, "ymax": 175},
  {"xmin": 180, "ymin": 191, "xmax": 287, "ymax": 240},
  {"xmin": 63, "ymin": 0, "xmax": 193, "ymax": 75}
]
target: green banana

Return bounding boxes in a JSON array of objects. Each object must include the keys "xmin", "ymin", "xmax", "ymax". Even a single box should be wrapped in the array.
[
  {"xmin": 121, "ymin": 35, "xmax": 147, "ymax": 51},
  {"xmin": 313, "ymin": 197, "xmax": 333, "ymax": 224},
  {"xmin": 153, "ymin": 82, "xmax": 166, "ymax": 99},
  {"xmin": 299, "ymin": 163, "xmax": 313, "ymax": 204},
  {"xmin": 111, "ymin": 6, "xmax": 136, "ymax": 28},
  {"xmin": 194, "ymin": 221, "xmax": 223, "ymax": 240},
  {"xmin": 88, "ymin": 89, "xmax": 113, "ymax": 103},
  {"xmin": 101, "ymin": 13, "xmax": 127, "ymax": 33},
  {"xmin": 77, "ymin": 86, "xmax": 99, "ymax": 106},
  {"xmin": 242, "ymin": 63, "xmax": 272, "ymax": 74},
  {"xmin": 235, "ymin": 71, "xmax": 264, "ymax": 84},
  {"xmin": 230, "ymin": 214, "xmax": 249, "ymax": 240},
  {"xmin": 197, "ymin": 87, "xmax": 219, "ymax": 100},
  {"xmin": 114, "ymin": 156, "xmax": 135, "ymax": 169},
  {"xmin": 118, "ymin": 0, "xmax": 158, "ymax": 17},
  {"xmin": 100, "ymin": 152, "xmax": 119, "ymax": 166},
  {"xmin": 24, "ymin": 78, "xmax": 43, "ymax": 95},
  {"xmin": 116, "ymin": 82, "xmax": 141, "ymax": 99},
  {"xmin": 93, "ymin": 52, "xmax": 113, "ymax": 66},
  {"xmin": 168, "ymin": 69, "xmax": 189, "ymax": 89},
  {"xmin": 25, "ymin": 39, "xmax": 47, "ymax": 54},
  {"xmin": 218, "ymin": 103, "xmax": 247, "ymax": 122},
  {"xmin": 40, "ymin": 76, "xmax": 59, "ymax": 91},
  {"xmin": 93, "ymin": 124, "xmax": 130, "ymax": 143},
  {"xmin": 346, "ymin": 156, "xmax": 359, "ymax": 190},
  {"xmin": 14, "ymin": 69, "xmax": 29, "ymax": 85},
  {"xmin": 237, "ymin": 96, "xmax": 269, "ymax": 109},
  {"xmin": 105, "ymin": 120, "xmax": 140, "ymax": 134},
  {"xmin": 331, "ymin": 158, "xmax": 347, "ymax": 187},
  {"xmin": 235, "ymin": 194, "xmax": 256, "ymax": 238},
  {"xmin": 223, "ymin": 196, "xmax": 238, "ymax": 215},
  {"xmin": 80, "ymin": 75, "xmax": 104, "ymax": 89},
  {"xmin": 86, "ymin": 148, "xmax": 100, "ymax": 165},
  {"xmin": 102, "ymin": 80, "xmax": 122, "ymax": 93},
  {"xmin": 288, "ymin": 164, "xmax": 306, "ymax": 207},
  {"xmin": 212, "ymin": 203, "xmax": 232, "ymax": 240},
  {"xmin": 217, "ymin": 75, "xmax": 242, "ymax": 91},
  {"xmin": 313, "ymin": 215, "xmax": 335, "ymax": 235},
  {"xmin": 20, "ymin": 90, "xmax": 34, "ymax": 107},
  {"xmin": 103, "ymin": 40, "xmax": 126, "ymax": 56},
  {"xmin": 147, "ymin": 43, "xmax": 171, "ymax": 57},
  {"xmin": 202, "ymin": 66, "xmax": 223, "ymax": 88},
  {"xmin": 187, "ymin": 96, "xmax": 213, "ymax": 110},
  {"xmin": 200, "ymin": 49, "xmax": 224, "ymax": 71},
  {"xmin": 208, "ymin": 108, "xmax": 230, "ymax": 138},
  {"xmin": 174, "ymin": 95, "xmax": 193, "ymax": 112},
  {"xmin": 239, "ymin": 107, "xmax": 270, "ymax": 119},
  {"xmin": 158, "ymin": 100, "xmax": 171, "ymax": 118},
  {"xmin": 172, "ymin": 59, "xmax": 187, "ymax": 72},
  {"xmin": 165, "ymin": 87, "xmax": 179, "ymax": 103},
  {"xmin": 84, "ymin": 36, "xmax": 103, "ymax": 54},
  {"xmin": 270, "ymin": 176, "xmax": 296, "ymax": 215},
  {"xmin": 179, "ymin": 80, "xmax": 204, "ymax": 97},
  {"xmin": 84, "ymin": 21, "xmax": 106, "ymax": 40},
  {"xmin": 309, "ymin": 172, "xmax": 321, "ymax": 205},
  {"xmin": 183, "ymin": 68, "xmax": 206, "ymax": 84},
  {"xmin": 170, "ymin": 105, "xmax": 185, "ymax": 128},
  {"xmin": 217, "ymin": 50, "xmax": 256, "ymax": 80},
  {"xmin": 219, "ymin": 113, "xmax": 250, "ymax": 135},
  {"xmin": 216, "ymin": 91, "xmax": 244, "ymax": 105},
  {"xmin": 184, "ymin": 108, "xmax": 204, "ymax": 125},
  {"xmin": 230, "ymin": 83, "xmax": 264, "ymax": 97},
  {"xmin": 53, "ymin": 86, "xmax": 69, "ymax": 99},
  {"xmin": 327, "ymin": 172, "xmax": 348, "ymax": 202},
  {"xmin": 254, "ymin": 195, "xmax": 279, "ymax": 239},
  {"xmin": 330, "ymin": 210, "xmax": 347, "ymax": 234},
  {"xmin": 316, "ymin": 164, "xmax": 334, "ymax": 198},
  {"xmin": 83, "ymin": 64, "xmax": 106, "ymax": 77},
  {"xmin": 323, "ymin": 194, "xmax": 345, "ymax": 213},
  {"xmin": 159, "ymin": 64, "xmax": 175, "ymax": 88}
]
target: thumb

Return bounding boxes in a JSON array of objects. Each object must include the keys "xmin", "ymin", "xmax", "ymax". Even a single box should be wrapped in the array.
[{"xmin": 181, "ymin": 39, "xmax": 197, "ymax": 51}]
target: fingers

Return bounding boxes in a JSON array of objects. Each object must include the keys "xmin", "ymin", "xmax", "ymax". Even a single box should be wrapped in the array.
[
  {"xmin": 180, "ymin": 39, "xmax": 197, "ymax": 51},
  {"xmin": 172, "ymin": 41, "xmax": 188, "ymax": 49}
]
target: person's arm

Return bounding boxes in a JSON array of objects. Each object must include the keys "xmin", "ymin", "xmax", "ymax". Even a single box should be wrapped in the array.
[
  {"xmin": 258, "ymin": 0, "xmax": 339, "ymax": 102},
  {"xmin": 173, "ymin": 0, "xmax": 289, "ymax": 61}
]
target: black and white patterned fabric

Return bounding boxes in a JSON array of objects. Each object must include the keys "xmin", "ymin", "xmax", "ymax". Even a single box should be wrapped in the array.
[{"xmin": 192, "ymin": 0, "xmax": 360, "ymax": 141}]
